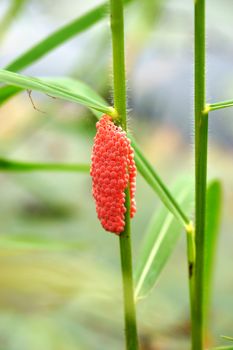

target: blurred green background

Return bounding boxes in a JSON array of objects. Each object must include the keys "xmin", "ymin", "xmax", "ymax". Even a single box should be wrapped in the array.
[{"xmin": 0, "ymin": 0, "xmax": 232, "ymax": 349}]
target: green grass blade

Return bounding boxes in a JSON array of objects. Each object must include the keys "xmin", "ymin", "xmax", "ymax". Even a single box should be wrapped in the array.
[
  {"xmin": 0, "ymin": 69, "xmax": 114, "ymax": 115},
  {"xmin": 131, "ymin": 137, "xmax": 190, "ymax": 228},
  {"xmin": 0, "ymin": 0, "xmax": 27, "ymax": 43},
  {"xmin": 0, "ymin": 4, "xmax": 107, "ymax": 104},
  {"xmin": 209, "ymin": 100, "xmax": 233, "ymax": 112},
  {"xmin": 204, "ymin": 180, "xmax": 222, "ymax": 325},
  {"xmin": 0, "ymin": 158, "xmax": 90, "ymax": 172},
  {"xmin": 0, "ymin": 234, "xmax": 86, "ymax": 251},
  {"xmin": 221, "ymin": 337, "xmax": 233, "ymax": 342},
  {"xmin": 134, "ymin": 179, "xmax": 193, "ymax": 300},
  {"xmin": 0, "ymin": 0, "xmax": 133, "ymax": 104},
  {"xmin": 5, "ymin": 3, "xmax": 107, "ymax": 73},
  {"xmin": 211, "ymin": 347, "xmax": 233, "ymax": 350}
]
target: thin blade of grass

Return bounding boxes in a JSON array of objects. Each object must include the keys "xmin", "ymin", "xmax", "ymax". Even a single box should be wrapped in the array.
[
  {"xmin": 0, "ymin": 158, "xmax": 90, "ymax": 172},
  {"xmin": 209, "ymin": 100, "xmax": 233, "ymax": 112},
  {"xmin": 6, "ymin": 4, "xmax": 108, "ymax": 73},
  {"xmin": 0, "ymin": 69, "xmax": 114, "ymax": 115},
  {"xmin": 0, "ymin": 0, "xmax": 27, "ymax": 43},
  {"xmin": 204, "ymin": 180, "xmax": 222, "ymax": 325},
  {"xmin": 131, "ymin": 138, "xmax": 190, "ymax": 227},
  {"xmin": 0, "ymin": 0, "xmax": 133, "ymax": 104},
  {"xmin": 134, "ymin": 178, "xmax": 193, "ymax": 300},
  {"xmin": 211, "ymin": 347, "xmax": 233, "ymax": 350},
  {"xmin": 221, "ymin": 337, "xmax": 233, "ymax": 342},
  {"xmin": 0, "ymin": 234, "xmax": 86, "ymax": 251}
]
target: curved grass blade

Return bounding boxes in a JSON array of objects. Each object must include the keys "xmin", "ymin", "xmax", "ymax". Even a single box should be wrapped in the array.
[
  {"xmin": 0, "ymin": 69, "xmax": 114, "ymax": 115},
  {"xmin": 211, "ymin": 347, "xmax": 233, "ymax": 350},
  {"xmin": 131, "ymin": 138, "xmax": 190, "ymax": 228},
  {"xmin": 0, "ymin": 0, "xmax": 133, "ymax": 104},
  {"xmin": 5, "ymin": 4, "xmax": 107, "ymax": 73},
  {"xmin": 209, "ymin": 100, "xmax": 233, "ymax": 112},
  {"xmin": 0, "ymin": 234, "xmax": 86, "ymax": 251},
  {"xmin": 0, "ymin": 0, "xmax": 27, "ymax": 43},
  {"xmin": 0, "ymin": 3, "xmax": 107, "ymax": 104},
  {"xmin": 221, "ymin": 337, "xmax": 233, "ymax": 342},
  {"xmin": 0, "ymin": 158, "xmax": 90, "ymax": 172},
  {"xmin": 134, "ymin": 178, "xmax": 193, "ymax": 300},
  {"xmin": 204, "ymin": 180, "xmax": 222, "ymax": 326}
]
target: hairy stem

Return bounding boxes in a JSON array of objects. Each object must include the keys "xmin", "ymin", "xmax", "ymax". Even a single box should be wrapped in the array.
[
  {"xmin": 193, "ymin": 0, "xmax": 208, "ymax": 349},
  {"xmin": 110, "ymin": 0, "xmax": 139, "ymax": 349}
]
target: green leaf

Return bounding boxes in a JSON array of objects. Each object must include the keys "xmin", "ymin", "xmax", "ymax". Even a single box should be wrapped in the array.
[
  {"xmin": 6, "ymin": 4, "xmax": 108, "ymax": 73},
  {"xmin": 0, "ymin": 69, "xmax": 114, "ymax": 115},
  {"xmin": 209, "ymin": 100, "xmax": 233, "ymax": 112},
  {"xmin": 134, "ymin": 179, "xmax": 193, "ymax": 300},
  {"xmin": 131, "ymin": 136, "xmax": 190, "ymax": 227},
  {"xmin": 204, "ymin": 180, "xmax": 222, "ymax": 323},
  {"xmin": 0, "ymin": 0, "xmax": 27, "ymax": 43},
  {"xmin": 0, "ymin": 3, "xmax": 107, "ymax": 104},
  {"xmin": 0, "ymin": 234, "xmax": 86, "ymax": 251},
  {"xmin": 211, "ymin": 347, "xmax": 233, "ymax": 350},
  {"xmin": 221, "ymin": 336, "xmax": 233, "ymax": 342},
  {"xmin": 0, "ymin": 158, "xmax": 90, "ymax": 172},
  {"xmin": 0, "ymin": 0, "xmax": 133, "ymax": 104}
]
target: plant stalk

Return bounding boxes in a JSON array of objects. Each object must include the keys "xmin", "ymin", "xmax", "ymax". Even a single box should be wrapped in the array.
[
  {"xmin": 110, "ymin": 0, "xmax": 139, "ymax": 349},
  {"xmin": 193, "ymin": 0, "xmax": 208, "ymax": 349}
]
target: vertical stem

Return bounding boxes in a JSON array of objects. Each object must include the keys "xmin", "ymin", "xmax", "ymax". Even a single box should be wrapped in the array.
[
  {"xmin": 110, "ymin": 0, "xmax": 127, "ymax": 128},
  {"xmin": 186, "ymin": 226, "xmax": 196, "ymax": 349},
  {"xmin": 193, "ymin": 0, "xmax": 208, "ymax": 349},
  {"xmin": 119, "ymin": 194, "xmax": 139, "ymax": 350},
  {"xmin": 110, "ymin": 1, "xmax": 139, "ymax": 349}
]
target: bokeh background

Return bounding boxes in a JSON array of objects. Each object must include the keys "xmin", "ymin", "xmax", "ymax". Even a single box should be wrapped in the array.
[{"xmin": 0, "ymin": 0, "xmax": 232, "ymax": 349}]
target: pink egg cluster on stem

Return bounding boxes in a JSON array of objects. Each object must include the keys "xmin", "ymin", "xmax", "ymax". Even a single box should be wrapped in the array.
[{"xmin": 90, "ymin": 114, "xmax": 137, "ymax": 234}]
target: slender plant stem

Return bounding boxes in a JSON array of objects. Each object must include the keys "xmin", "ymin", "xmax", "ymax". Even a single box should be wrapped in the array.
[
  {"xmin": 193, "ymin": 0, "xmax": 208, "ymax": 349},
  {"xmin": 110, "ymin": 0, "xmax": 139, "ymax": 349},
  {"xmin": 186, "ymin": 226, "xmax": 196, "ymax": 347}
]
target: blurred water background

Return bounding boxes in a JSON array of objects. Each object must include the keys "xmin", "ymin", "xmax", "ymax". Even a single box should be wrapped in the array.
[{"xmin": 0, "ymin": 0, "xmax": 232, "ymax": 349}]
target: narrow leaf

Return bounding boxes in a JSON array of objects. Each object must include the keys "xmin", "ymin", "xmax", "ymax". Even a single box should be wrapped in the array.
[
  {"xmin": 0, "ymin": 0, "xmax": 27, "ymax": 43},
  {"xmin": 5, "ymin": 4, "xmax": 107, "ymax": 73},
  {"xmin": 0, "ymin": 69, "xmax": 114, "ymax": 115},
  {"xmin": 0, "ymin": 0, "xmax": 133, "ymax": 104},
  {"xmin": 0, "ymin": 158, "xmax": 90, "ymax": 172},
  {"xmin": 134, "ymin": 179, "xmax": 193, "ymax": 300},
  {"xmin": 211, "ymin": 347, "xmax": 233, "ymax": 350},
  {"xmin": 221, "ymin": 336, "xmax": 233, "ymax": 342},
  {"xmin": 204, "ymin": 180, "xmax": 222, "ymax": 323},
  {"xmin": 0, "ymin": 234, "xmax": 86, "ymax": 251},
  {"xmin": 131, "ymin": 137, "xmax": 190, "ymax": 227},
  {"xmin": 209, "ymin": 100, "xmax": 233, "ymax": 112}
]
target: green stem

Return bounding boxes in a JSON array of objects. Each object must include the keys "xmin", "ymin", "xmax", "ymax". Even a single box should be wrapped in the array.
[
  {"xmin": 119, "ymin": 193, "xmax": 139, "ymax": 350},
  {"xmin": 193, "ymin": 0, "xmax": 208, "ymax": 349},
  {"xmin": 0, "ymin": 158, "xmax": 90, "ymax": 172},
  {"xmin": 110, "ymin": 0, "xmax": 127, "ymax": 127},
  {"xmin": 110, "ymin": 1, "xmax": 139, "ymax": 349},
  {"xmin": 187, "ymin": 226, "xmax": 196, "ymax": 348}
]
